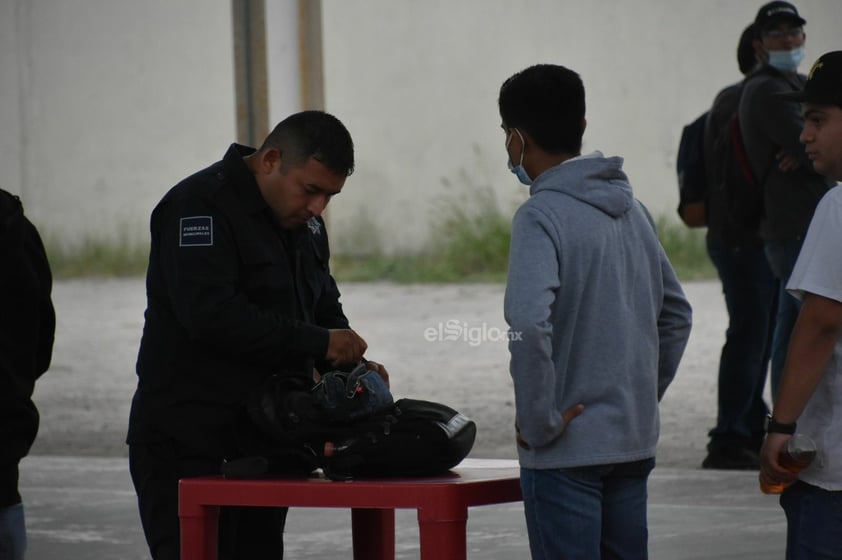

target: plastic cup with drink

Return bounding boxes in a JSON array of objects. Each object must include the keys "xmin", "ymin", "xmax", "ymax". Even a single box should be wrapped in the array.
[{"xmin": 759, "ymin": 433, "xmax": 817, "ymax": 494}]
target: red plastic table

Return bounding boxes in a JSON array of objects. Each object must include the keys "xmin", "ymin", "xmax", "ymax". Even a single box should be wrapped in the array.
[{"xmin": 178, "ymin": 458, "xmax": 521, "ymax": 560}]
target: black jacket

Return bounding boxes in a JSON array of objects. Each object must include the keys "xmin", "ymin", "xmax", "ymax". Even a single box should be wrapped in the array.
[
  {"xmin": 0, "ymin": 189, "xmax": 55, "ymax": 507},
  {"xmin": 128, "ymin": 145, "xmax": 350, "ymax": 456},
  {"xmin": 704, "ymin": 81, "xmax": 763, "ymax": 247},
  {"xmin": 739, "ymin": 66, "xmax": 835, "ymax": 242}
]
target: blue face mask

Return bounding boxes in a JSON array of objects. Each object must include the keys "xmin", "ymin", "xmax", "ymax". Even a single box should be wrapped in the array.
[
  {"xmin": 506, "ymin": 129, "xmax": 532, "ymax": 186},
  {"xmin": 768, "ymin": 47, "xmax": 805, "ymax": 73}
]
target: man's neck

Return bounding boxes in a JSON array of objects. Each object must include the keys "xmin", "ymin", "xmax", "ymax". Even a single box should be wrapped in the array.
[{"xmin": 530, "ymin": 151, "xmax": 580, "ymax": 177}]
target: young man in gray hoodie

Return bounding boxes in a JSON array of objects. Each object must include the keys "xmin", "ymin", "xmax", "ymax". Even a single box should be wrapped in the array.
[{"xmin": 500, "ymin": 64, "xmax": 692, "ymax": 559}]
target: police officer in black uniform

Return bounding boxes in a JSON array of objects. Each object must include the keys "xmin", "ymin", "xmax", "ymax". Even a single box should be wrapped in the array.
[
  {"xmin": 128, "ymin": 111, "xmax": 388, "ymax": 560},
  {"xmin": 0, "ymin": 188, "xmax": 55, "ymax": 560}
]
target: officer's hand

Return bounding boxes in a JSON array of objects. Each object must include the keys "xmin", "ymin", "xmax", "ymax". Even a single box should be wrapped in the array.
[
  {"xmin": 365, "ymin": 360, "xmax": 390, "ymax": 388},
  {"xmin": 326, "ymin": 329, "xmax": 368, "ymax": 366}
]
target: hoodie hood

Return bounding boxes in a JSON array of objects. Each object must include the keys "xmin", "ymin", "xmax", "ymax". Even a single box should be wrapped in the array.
[{"xmin": 529, "ymin": 151, "xmax": 634, "ymax": 218}]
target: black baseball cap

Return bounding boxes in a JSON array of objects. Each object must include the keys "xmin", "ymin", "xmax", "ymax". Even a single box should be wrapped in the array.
[
  {"xmin": 780, "ymin": 51, "xmax": 842, "ymax": 107},
  {"xmin": 755, "ymin": 1, "xmax": 806, "ymax": 29}
]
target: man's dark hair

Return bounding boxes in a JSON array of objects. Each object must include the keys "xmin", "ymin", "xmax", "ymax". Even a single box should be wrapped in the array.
[
  {"xmin": 498, "ymin": 64, "xmax": 585, "ymax": 154},
  {"xmin": 260, "ymin": 110, "xmax": 355, "ymax": 176},
  {"xmin": 737, "ymin": 24, "xmax": 759, "ymax": 75}
]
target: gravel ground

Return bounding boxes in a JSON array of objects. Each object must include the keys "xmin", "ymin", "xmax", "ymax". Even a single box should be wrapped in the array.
[{"xmin": 29, "ymin": 277, "xmax": 756, "ymax": 469}]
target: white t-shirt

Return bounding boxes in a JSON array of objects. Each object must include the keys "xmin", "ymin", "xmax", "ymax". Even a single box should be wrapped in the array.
[{"xmin": 786, "ymin": 185, "xmax": 842, "ymax": 490}]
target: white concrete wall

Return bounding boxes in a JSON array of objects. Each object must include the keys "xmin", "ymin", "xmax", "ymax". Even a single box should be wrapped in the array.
[
  {"xmin": 0, "ymin": 0, "xmax": 236, "ymax": 246},
  {"xmin": 2, "ymin": 0, "xmax": 839, "ymax": 255},
  {"xmin": 320, "ymin": 0, "xmax": 842, "ymax": 254}
]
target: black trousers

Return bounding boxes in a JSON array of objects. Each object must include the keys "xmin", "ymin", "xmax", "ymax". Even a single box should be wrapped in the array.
[{"xmin": 129, "ymin": 440, "xmax": 287, "ymax": 560}]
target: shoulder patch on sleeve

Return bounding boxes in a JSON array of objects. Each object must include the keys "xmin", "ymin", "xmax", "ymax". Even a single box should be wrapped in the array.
[{"xmin": 179, "ymin": 216, "xmax": 213, "ymax": 247}]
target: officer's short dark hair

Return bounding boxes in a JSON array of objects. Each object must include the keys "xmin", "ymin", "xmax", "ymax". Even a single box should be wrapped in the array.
[
  {"xmin": 261, "ymin": 110, "xmax": 355, "ymax": 176},
  {"xmin": 498, "ymin": 64, "xmax": 585, "ymax": 155}
]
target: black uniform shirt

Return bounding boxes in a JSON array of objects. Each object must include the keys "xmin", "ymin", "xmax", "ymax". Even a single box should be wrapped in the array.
[{"xmin": 127, "ymin": 144, "xmax": 349, "ymax": 455}]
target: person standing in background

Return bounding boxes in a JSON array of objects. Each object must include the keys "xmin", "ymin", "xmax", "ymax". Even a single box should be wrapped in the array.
[
  {"xmin": 760, "ymin": 51, "xmax": 842, "ymax": 560},
  {"xmin": 500, "ymin": 63, "xmax": 692, "ymax": 559},
  {"xmin": 739, "ymin": 1, "xmax": 834, "ymax": 400},
  {"xmin": 700, "ymin": 23, "xmax": 778, "ymax": 471},
  {"xmin": 128, "ymin": 111, "xmax": 389, "ymax": 560},
  {"xmin": 0, "ymin": 188, "xmax": 55, "ymax": 560}
]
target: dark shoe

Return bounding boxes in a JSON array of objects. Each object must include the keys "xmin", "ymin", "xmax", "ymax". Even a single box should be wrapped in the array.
[{"xmin": 701, "ymin": 446, "xmax": 760, "ymax": 470}]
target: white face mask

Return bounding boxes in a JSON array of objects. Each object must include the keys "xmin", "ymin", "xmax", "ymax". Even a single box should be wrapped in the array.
[
  {"xmin": 506, "ymin": 129, "xmax": 532, "ymax": 186},
  {"xmin": 768, "ymin": 47, "xmax": 805, "ymax": 73}
]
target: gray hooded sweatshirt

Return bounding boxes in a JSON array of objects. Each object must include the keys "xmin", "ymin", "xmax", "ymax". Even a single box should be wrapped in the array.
[{"xmin": 504, "ymin": 152, "xmax": 692, "ymax": 469}]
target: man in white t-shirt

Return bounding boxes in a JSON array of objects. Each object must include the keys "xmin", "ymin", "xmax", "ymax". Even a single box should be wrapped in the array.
[{"xmin": 759, "ymin": 50, "xmax": 842, "ymax": 559}]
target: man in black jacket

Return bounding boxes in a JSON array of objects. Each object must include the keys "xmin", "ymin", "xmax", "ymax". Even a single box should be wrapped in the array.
[
  {"xmin": 0, "ymin": 189, "xmax": 55, "ymax": 560},
  {"xmin": 701, "ymin": 23, "xmax": 779, "ymax": 470},
  {"xmin": 739, "ymin": 1, "xmax": 835, "ymax": 401},
  {"xmin": 128, "ymin": 111, "xmax": 388, "ymax": 560}
]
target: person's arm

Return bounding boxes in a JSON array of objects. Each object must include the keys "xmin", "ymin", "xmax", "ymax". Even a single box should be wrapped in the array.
[
  {"xmin": 754, "ymin": 77, "xmax": 812, "ymax": 168},
  {"xmin": 760, "ymin": 293, "xmax": 842, "ymax": 484},
  {"xmin": 774, "ymin": 293, "xmax": 842, "ymax": 423},
  {"xmin": 655, "ymin": 244, "xmax": 693, "ymax": 400},
  {"xmin": 760, "ymin": 190, "xmax": 842, "ymax": 484},
  {"xmin": 0, "ymin": 192, "xmax": 55, "ymax": 384},
  {"xmin": 637, "ymin": 201, "xmax": 692, "ymax": 400},
  {"xmin": 504, "ymin": 205, "xmax": 583, "ymax": 448}
]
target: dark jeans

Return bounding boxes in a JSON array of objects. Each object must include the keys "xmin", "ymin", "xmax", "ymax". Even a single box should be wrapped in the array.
[
  {"xmin": 765, "ymin": 238, "xmax": 804, "ymax": 401},
  {"xmin": 781, "ymin": 481, "xmax": 842, "ymax": 559},
  {"xmin": 706, "ymin": 239, "xmax": 777, "ymax": 451},
  {"xmin": 0, "ymin": 464, "xmax": 25, "ymax": 560},
  {"xmin": 0, "ymin": 503, "xmax": 25, "ymax": 560},
  {"xmin": 129, "ymin": 440, "xmax": 287, "ymax": 560},
  {"xmin": 520, "ymin": 458, "xmax": 655, "ymax": 560}
]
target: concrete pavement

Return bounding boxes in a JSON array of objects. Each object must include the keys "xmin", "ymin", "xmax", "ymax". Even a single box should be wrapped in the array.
[{"xmin": 20, "ymin": 456, "xmax": 786, "ymax": 559}]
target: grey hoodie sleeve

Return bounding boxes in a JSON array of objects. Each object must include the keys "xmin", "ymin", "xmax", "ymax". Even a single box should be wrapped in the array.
[
  {"xmin": 504, "ymin": 205, "xmax": 565, "ymax": 448},
  {"xmin": 655, "ymin": 245, "xmax": 693, "ymax": 400},
  {"xmin": 639, "ymin": 203, "xmax": 692, "ymax": 399}
]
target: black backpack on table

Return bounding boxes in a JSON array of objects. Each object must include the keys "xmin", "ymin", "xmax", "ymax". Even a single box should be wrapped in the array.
[{"xmin": 228, "ymin": 364, "xmax": 477, "ymax": 481}]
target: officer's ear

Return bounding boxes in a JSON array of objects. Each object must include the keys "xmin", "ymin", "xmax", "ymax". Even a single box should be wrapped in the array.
[{"xmin": 258, "ymin": 148, "xmax": 282, "ymax": 175}]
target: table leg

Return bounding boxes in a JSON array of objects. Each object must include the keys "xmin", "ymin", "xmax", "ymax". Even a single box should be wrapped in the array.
[
  {"xmin": 179, "ymin": 504, "xmax": 219, "ymax": 560},
  {"xmin": 351, "ymin": 508, "xmax": 395, "ymax": 560},
  {"xmin": 418, "ymin": 507, "xmax": 468, "ymax": 560}
]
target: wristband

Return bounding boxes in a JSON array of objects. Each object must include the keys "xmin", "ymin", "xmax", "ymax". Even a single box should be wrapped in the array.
[{"xmin": 764, "ymin": 414, "xmax": 797, "ymax": 435}]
